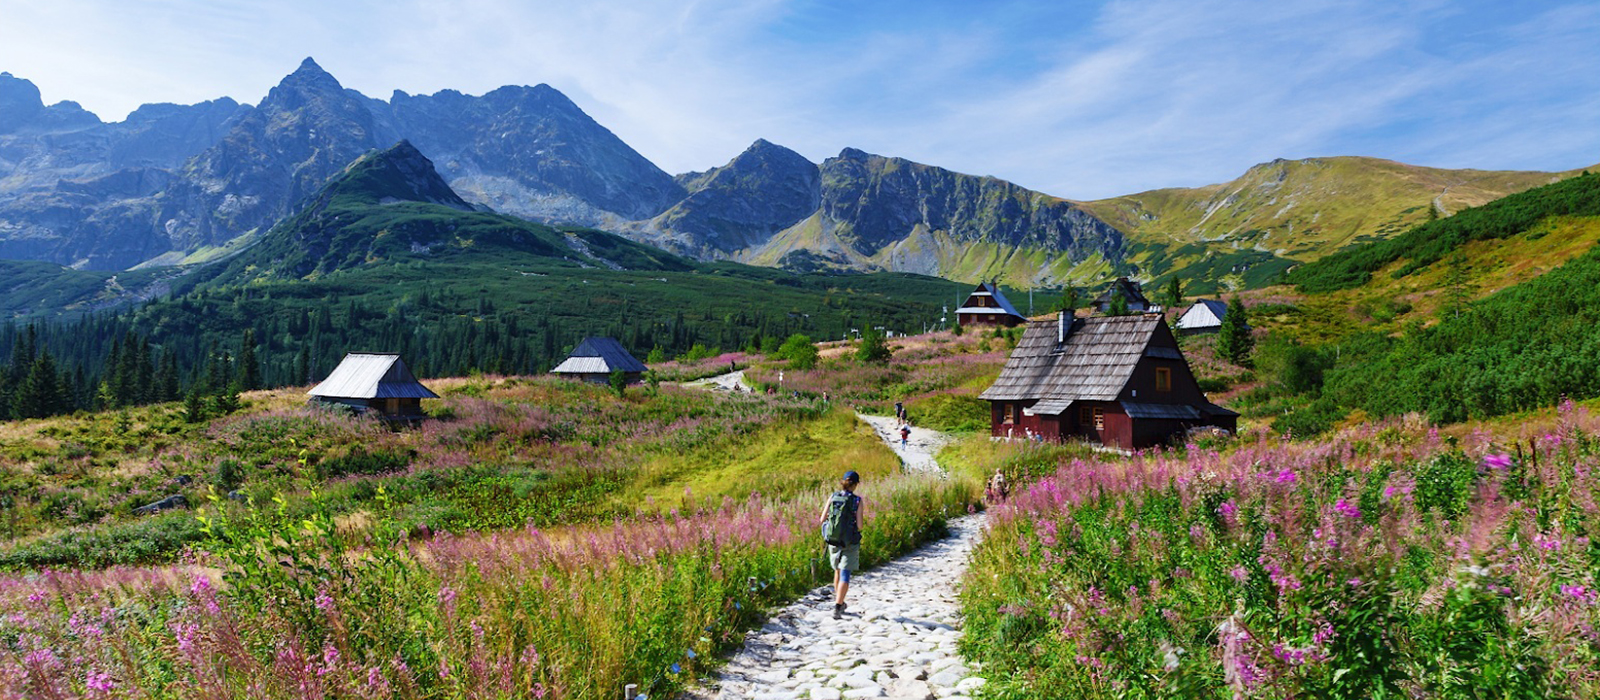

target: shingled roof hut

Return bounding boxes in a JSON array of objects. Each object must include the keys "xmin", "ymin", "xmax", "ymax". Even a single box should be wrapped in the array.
[
  {"xmin": 551, "ymin": 337, "xmax": 648, "ymax": 384},
  {"xmin": 955, "ymin": 282, "xmax": 1027, "ymax": 328},
  {"xmin": 978, "ymin": 312, "xmax": 1236, "ymax": 449},
  {"xmin": 308, "ymin": 353, "xmax": 438, "ymax": 424}
]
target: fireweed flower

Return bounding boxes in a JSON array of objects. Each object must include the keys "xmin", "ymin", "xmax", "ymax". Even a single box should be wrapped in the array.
[
  {"xmin": 1483, "ymin": 453, "xmax": 1513, "ymax": 470},
  {"xmin": 1334, "ymin": 498, "xmax": 1361, "ymax": 519}
]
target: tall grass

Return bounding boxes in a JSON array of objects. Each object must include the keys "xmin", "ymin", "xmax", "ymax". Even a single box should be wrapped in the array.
[
  {"xmin": 962, "ymin": 402, "xmax": 1600, "ymax": 698},
  {"xmin": 0, "ymin": 473, "xmax": 970, "ymax": 699}
]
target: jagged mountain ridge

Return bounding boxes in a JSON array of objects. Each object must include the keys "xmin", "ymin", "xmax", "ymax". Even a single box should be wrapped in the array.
[
  {"xmin": 209, "ymin": 139, "xmax": 691, "ymax": 284},
  {"xmin": 625, "ymin": 142, "xmax": 1128, "ymax": 284},
  {"xmin": 0, "ymin": 59, "xmax": 683, "ymax": 270}
]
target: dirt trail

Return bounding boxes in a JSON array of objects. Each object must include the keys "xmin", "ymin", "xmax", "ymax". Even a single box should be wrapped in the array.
[{"xmin": 685, "ymin": 410, "xmax": 985, "ymax": 700}]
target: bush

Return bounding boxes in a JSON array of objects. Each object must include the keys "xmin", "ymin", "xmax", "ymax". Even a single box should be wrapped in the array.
[{"xmin": 776, "ymin": 334, "xmax": 819, "ymax": 370}]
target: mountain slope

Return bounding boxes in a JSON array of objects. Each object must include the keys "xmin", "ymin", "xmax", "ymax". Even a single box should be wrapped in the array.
[
  {"xmin": 632, "ymin": 146, "xmax": 1128, "ymax": 285},
  {"xmin": 624, "ymin": 139, "xmax": 821, "ymax": 257},
  {"xmin": 1084, "ymin": 156, "xmax": 1592, "ymax": 286},
  {"xmin": 369, "ymin": 83, "xmax": 684, "ymax": 224},
  {"xmin": 211, "ymin": 140, "xmax": 691, "ymax": 283}
]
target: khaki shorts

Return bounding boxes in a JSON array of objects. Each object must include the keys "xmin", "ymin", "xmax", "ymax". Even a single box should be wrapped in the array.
[{"xmin": 828, "ymin": 543, "xmax": 860, "ymax": 572}]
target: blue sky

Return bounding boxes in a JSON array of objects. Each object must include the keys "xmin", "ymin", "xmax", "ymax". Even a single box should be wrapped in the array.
[{"xmin": 1, "ymin": 0, "xmax": 1596, "ymax": 198}]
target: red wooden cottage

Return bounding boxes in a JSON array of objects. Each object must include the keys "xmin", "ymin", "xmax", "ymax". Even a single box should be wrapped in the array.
[
  {"xmin": 955, "ymin": 282, "xmax": 1027, "ymax": 328},
  {"xmin": 978, "ymin": 312, "xmax": 1237, "ymax": 449}
]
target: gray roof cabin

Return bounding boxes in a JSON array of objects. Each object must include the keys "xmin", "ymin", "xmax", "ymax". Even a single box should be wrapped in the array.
[
  {"xmin": 1176, "ymin": 299, "xmax": 1242, "ymax": 335},
  {"xmin": 552, "ymin": 337, "xmax": 648, "ymax": 384},
  {"xmin": 308, "ymin": 353, "xmax": 438, "ymax": 422}
]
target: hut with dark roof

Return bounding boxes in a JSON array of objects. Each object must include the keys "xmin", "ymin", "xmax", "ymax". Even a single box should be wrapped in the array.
[
  {"xmin": 308, "ymin": 353, "xmax": 438, "ymax": 423},
  {"xmin": 955, "ymin": 282, "xmax": 1027, "ymax": 328},
  {"xmin": 1092, "ymin": 277, "xmax": 1152, "ymax": 314},
  {"xmin": 978, "ymin": 312, "xmax": 1236, "ymax": 449},
  {"xmin": 551, "ymin": 337, "xmax": 648, "ymax": 384}
]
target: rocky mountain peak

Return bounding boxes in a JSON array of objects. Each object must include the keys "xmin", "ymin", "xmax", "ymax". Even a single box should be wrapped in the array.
[
  {"xmin": 322, "ymin": 140, "xmax": 473, "ymax": 210},
  {"xmin": 837, "ymin": 147, "xmax": 873, "ymax": 161},
  {"xmin": 0, "ymin": 72, "xmax": 45, "ymax": 132},
  {"xmin": 268, "ymin": 57, "xmax": 347, "ymax": 104}
]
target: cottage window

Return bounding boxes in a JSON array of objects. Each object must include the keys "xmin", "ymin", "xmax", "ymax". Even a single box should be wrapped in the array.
[
  {"xmin": 1002, "ymin": 403, "xmax": 1016, "ymax": 424},
  {"xmin": 1155, "ymin": 367, "xmax": 1171, "ymax": 392},
  {"xmin": 1093, "ymin": 407, "xmax": 1104, "ymax": 431},
  {"xmin": 1081, "ymin": 406, "xmax": 1092, "ymax": 424}
]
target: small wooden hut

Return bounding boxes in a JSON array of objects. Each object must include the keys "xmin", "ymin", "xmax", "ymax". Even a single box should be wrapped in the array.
[
  {"xmin": 308, "ymin": 353, "xmax": 438, "ymax": 423},
  {"xmin": 1176, "ymin": 299, "xmax": 1235, "ymax": 335},
  {"xmin": 979, "ymin": 312, "xmax": 1236, "ymax": 449},
  {"xmin": 955, "ymin": 282, "xmax": 1027, "ymax": 328},
  {"xmin": 551, "ymin": 337, "xmax": 647, "ymax": 384}
]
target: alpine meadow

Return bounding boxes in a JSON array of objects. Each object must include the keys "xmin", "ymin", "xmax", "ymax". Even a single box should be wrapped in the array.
[{"xmin": 3, "ymin": 4, "xmax": 1600, "ymax": 698}]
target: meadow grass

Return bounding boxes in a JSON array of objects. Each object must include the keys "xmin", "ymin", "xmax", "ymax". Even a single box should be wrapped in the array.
[
  {"xmin": 960, "ymin": 403, "xmax": 1600, "ymax": 698},
  {"xmin": 0, "ymin": 368, "xmax": 980, "ymax": 698}
]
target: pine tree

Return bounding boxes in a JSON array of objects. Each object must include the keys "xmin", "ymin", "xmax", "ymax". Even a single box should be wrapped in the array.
[
  {"xmin": 238, "ymin": 329, "xmax": 261, "ymax": 391},
  {"xmin": 857, "ymin": 327, "xmax": 892, "ymax": 365},
  {"xmin": 1217, "ymin": 297, "xmax": 1254, "ymax": 366},
  {"xmin": 1165, "ymin": 277, "xmax": 1183, "ymax": 309},
  {"xmin": 14, "ymin": 352, "xmax": 65, "ymax": 419},
  {"xmin": 1107, "ymin": 289, "xmax": 1131, "ymax": 317}
]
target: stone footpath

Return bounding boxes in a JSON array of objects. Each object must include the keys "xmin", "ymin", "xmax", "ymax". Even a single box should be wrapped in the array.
[
  {"xmin": 684, "ymin": 410, "xmax": 985, "ymax": 700},
  {"xmin": 685, "ymin": 516, "xmax": 986, "ymax": 700}
]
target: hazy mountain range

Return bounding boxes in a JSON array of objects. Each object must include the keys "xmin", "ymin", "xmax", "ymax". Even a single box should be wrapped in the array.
[{"xmin": 0, "ymin": 58, "xmax": 1591, "ymax": 288}]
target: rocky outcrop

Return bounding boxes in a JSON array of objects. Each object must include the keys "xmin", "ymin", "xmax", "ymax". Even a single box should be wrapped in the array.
[
  {"xmin": 626, "ymin": 139, "xmax": 820, "ymax": 257},
  {"xmin": 816, "ymin": 147, "xmax": 1124, "ymax": 262},
  {"xmin": 369, "ymin": 84, "xmax": 684, "ymax": 225}
]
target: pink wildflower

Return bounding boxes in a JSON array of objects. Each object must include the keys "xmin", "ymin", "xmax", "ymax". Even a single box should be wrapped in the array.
[
  {"xmin": 85, "ymin": 669, "xmax": 115, "ymax": 693},
  {"xmin": 1334, "ymin": 498, "xmax": 1362, "ymax": 519},
  {"xmin": 1483, "ymin": 453, "xmax": 1513, "ymax": 470}
]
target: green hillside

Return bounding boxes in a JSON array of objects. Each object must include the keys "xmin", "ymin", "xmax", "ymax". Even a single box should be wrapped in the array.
[
  {"xmin": 1085, "ymin": 156, "xmax": 1592, "ymax": 293},
  {"xmin": 1236, "ymin": 172, "xmax": 1600, "ymax": 429},
  {"xmin": 1283, "ymin": 170, "xmax": 1600, "ymax": 292}
]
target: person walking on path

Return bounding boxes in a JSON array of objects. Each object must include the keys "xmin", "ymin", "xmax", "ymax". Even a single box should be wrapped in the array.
[
  {"xmin": 900, "ymin": 424, "xmax": 911, "ymax": 446},
  {"xmin": 819, "ymin": 471, "xmax": 864, "ymax": 620}
]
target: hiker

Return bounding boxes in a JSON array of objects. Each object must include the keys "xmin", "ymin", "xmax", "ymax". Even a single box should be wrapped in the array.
[
  {"xmin": 899, "ymin": 424, "xmax": 911, "ymax": 446},
  {"xmin": 820, "ymin": 471, "xmax": 864, "ymax": 620},
  {"xmin": 894, "ymin": 401, "xmax": 905, "ymax": 421},
  {"xmin": 987, "ymin": 469, "xmax": 1009, "ymax": 504}
]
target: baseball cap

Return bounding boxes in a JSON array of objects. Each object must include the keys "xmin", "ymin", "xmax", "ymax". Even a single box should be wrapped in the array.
[{"xmin": 842, "ymin": 470, "xmax": 860, "ymax": 483}]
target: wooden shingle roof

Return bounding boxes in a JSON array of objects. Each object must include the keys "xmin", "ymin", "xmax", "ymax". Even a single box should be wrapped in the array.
[{"xmin": 979, "ymin": 314, "xmax": 1164, "ymax": 411}]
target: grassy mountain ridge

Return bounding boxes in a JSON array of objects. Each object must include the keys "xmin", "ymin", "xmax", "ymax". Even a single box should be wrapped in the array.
[{"xmin": 1084, "ymin": 156, "xmax": 1593, "ymax": 292}]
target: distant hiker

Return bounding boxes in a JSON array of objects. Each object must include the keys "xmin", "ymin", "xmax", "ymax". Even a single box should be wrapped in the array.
[
  {"xmin": 987, "ymin": 469, "xmax": 1009, "ymax": 504},
  {"xmin": 822, "ymin": 391, "xmax": 830, "ymax": 403},
  {"xmin": 894, "ymin": 401, "xmax": 905, "ymax": 420},
  {"xmin": 899, "ymin": 425, "xmax": 911, "ymax": 446},
  {"xmin": 820, "ymin": 471, "xmax": 864, "ymax": 620}
]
